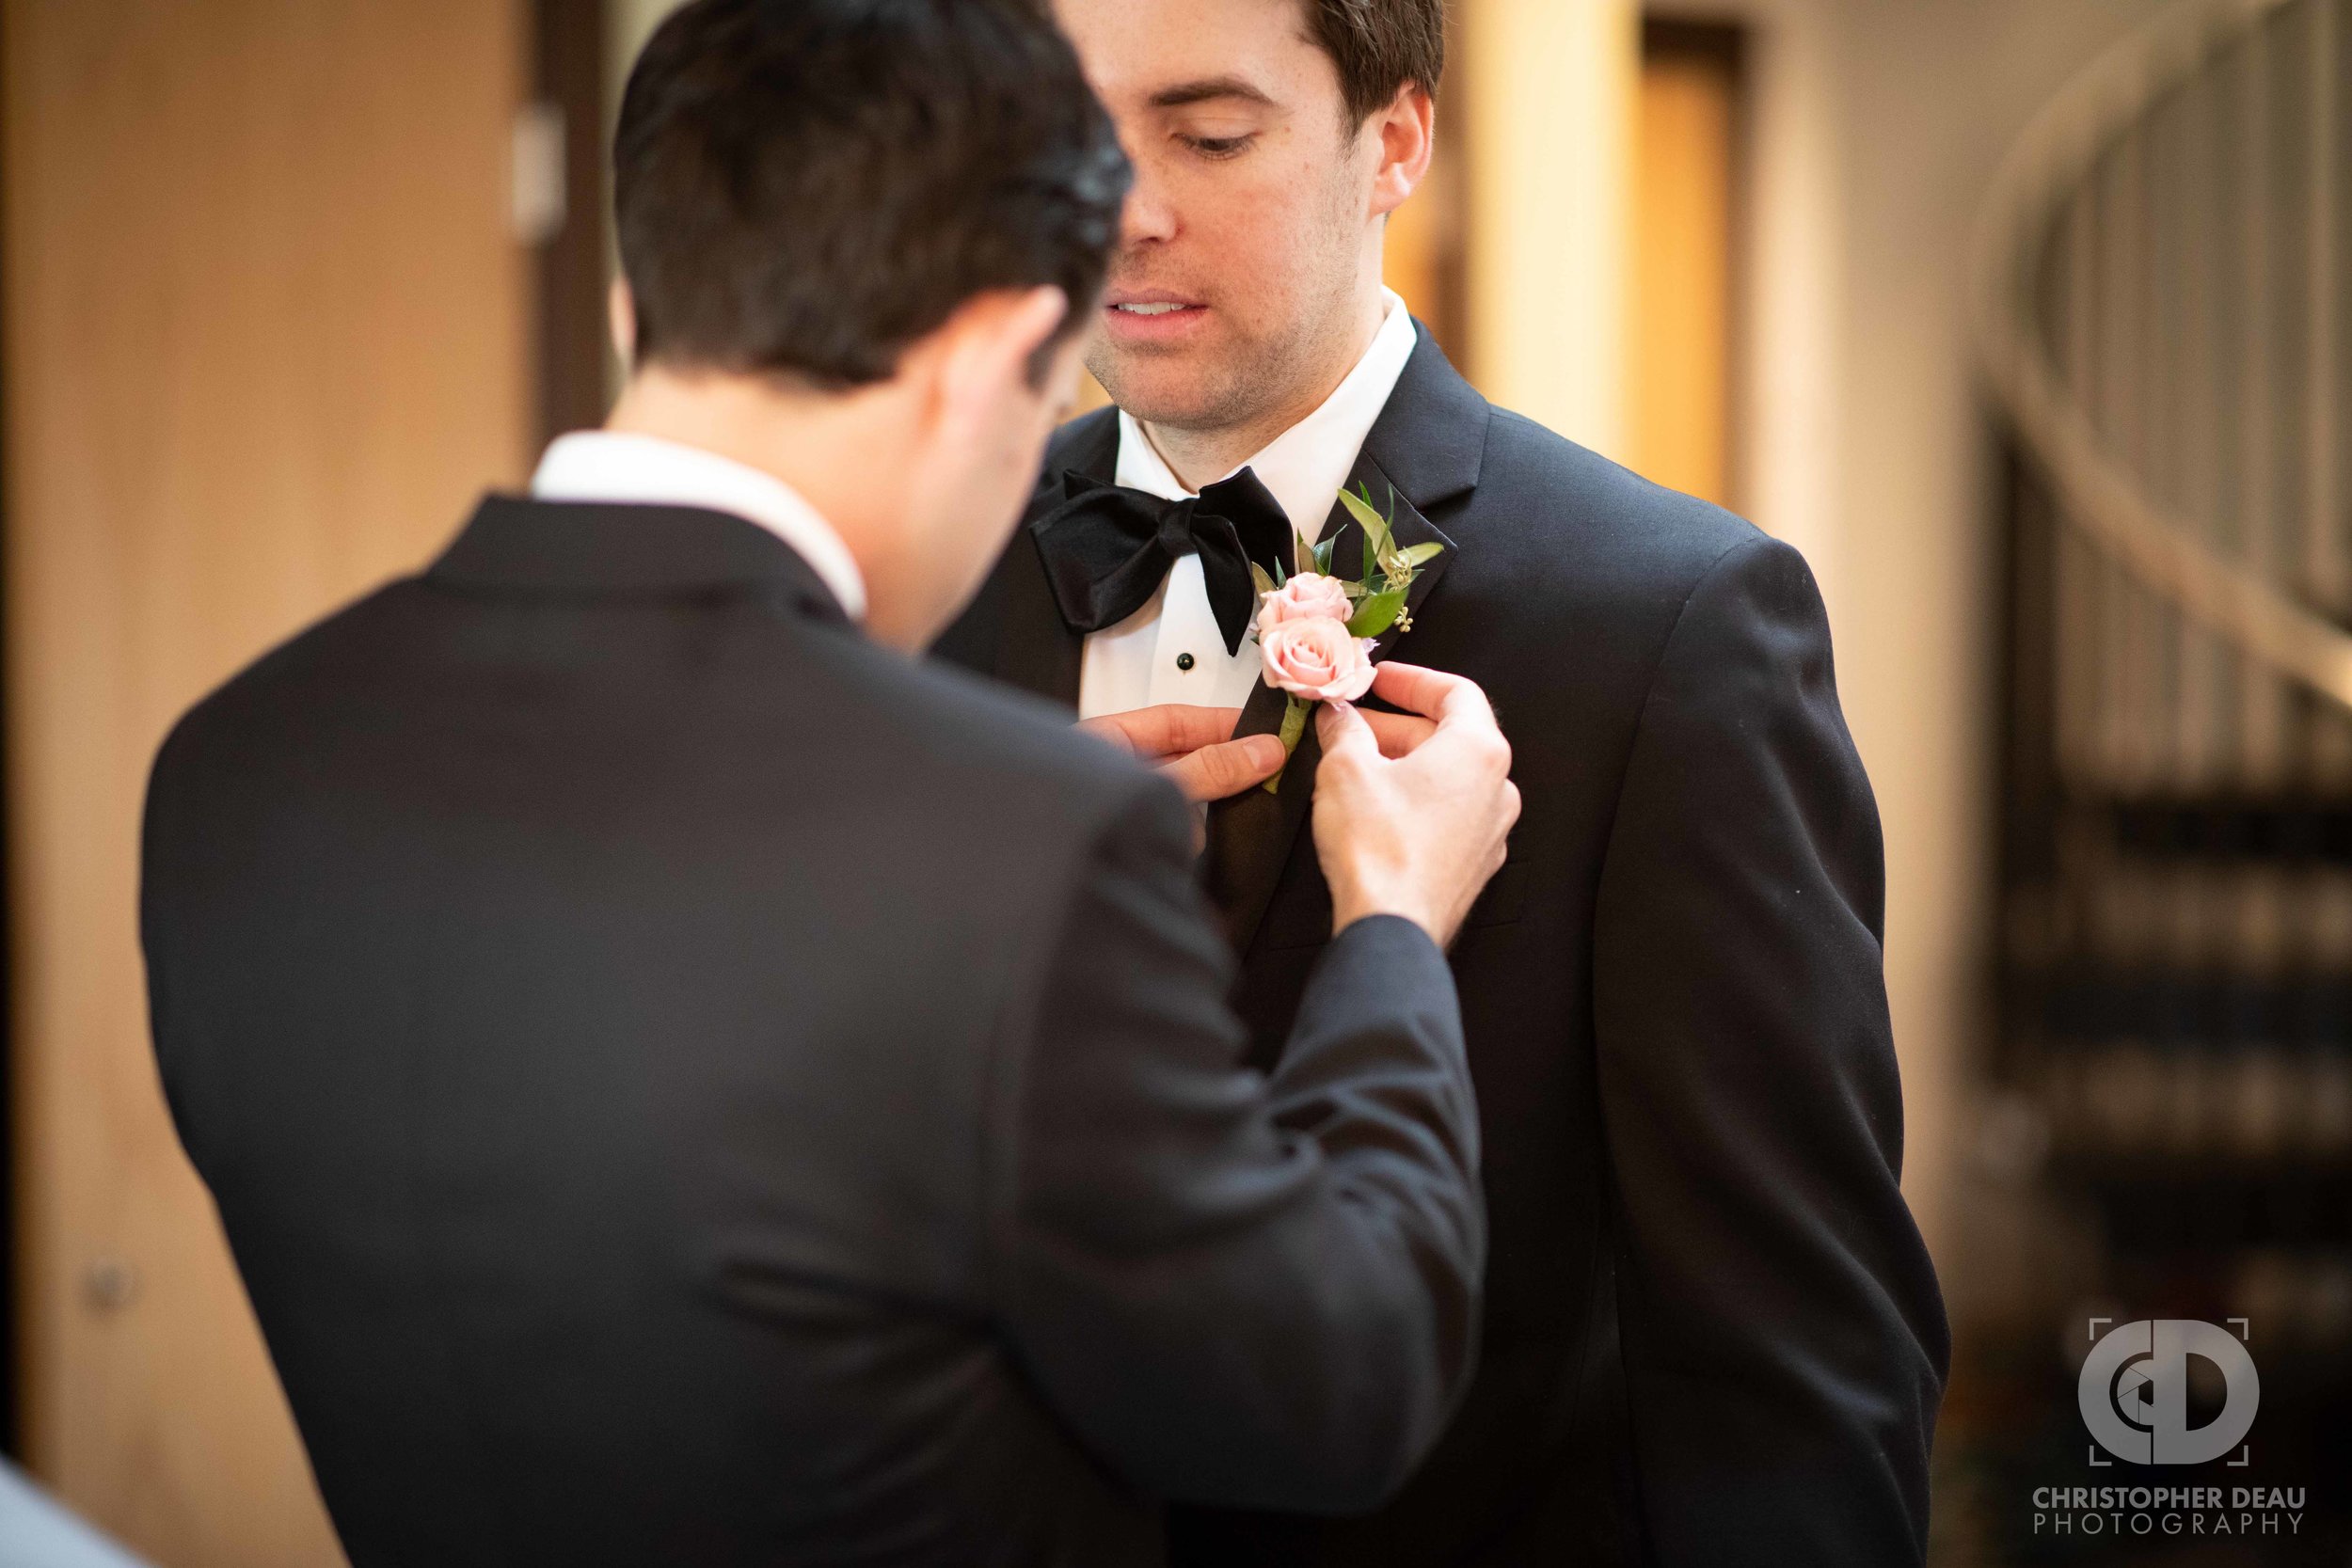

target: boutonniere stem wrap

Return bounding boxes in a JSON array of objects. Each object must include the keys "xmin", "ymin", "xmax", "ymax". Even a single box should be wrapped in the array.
[{"xmin": 1249, "ymin": 483, "xmax": 1446, "ymax": 794}]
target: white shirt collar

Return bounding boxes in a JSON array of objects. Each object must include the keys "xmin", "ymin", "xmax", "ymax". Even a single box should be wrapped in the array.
[
  {"xmin": 1113, "ymin": 288, "xmax": 1419, "ymax": 539},
  {"xmin": 529, "ymin": 432, "xmax": 869, "ymax": 622}
]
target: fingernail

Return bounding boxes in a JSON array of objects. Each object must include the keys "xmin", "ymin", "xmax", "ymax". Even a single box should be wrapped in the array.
[{"xmin": 1246, "ymin": 735, "xmax": 1287, "ymax": 768}]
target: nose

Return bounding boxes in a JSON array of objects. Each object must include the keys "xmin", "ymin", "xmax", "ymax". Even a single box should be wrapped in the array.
[{"xmin": 1120, "ymin": 153, "xmax": 1177, "ymax": 249}]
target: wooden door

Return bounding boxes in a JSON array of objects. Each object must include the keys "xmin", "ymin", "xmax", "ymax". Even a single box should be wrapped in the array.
[
  {"xmin": 4, "ymin": 3, "xmax": 532, "ymax": 1562},
  {"xmin": 1633, "ymin": 19, "xmax": 1744, "ymax": 510}
]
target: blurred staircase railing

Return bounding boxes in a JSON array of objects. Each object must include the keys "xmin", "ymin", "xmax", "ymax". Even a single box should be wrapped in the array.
[
  {"xmin": 1975, "ymin": 0, "xmax": 2346, "ymax": 792},
  {"xmin": 1973, "ymin": 0, "xmax": 2352, "ymax": 1346}
]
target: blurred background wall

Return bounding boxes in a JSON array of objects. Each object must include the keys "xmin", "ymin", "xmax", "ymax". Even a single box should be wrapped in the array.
[
  {"xmin": 4, "ymin": 6, "xmax": 534, "ymax": 1563},
  {"xmin": 3, "ymin": 1, "xmax": 2343, "ymax": 1564}
]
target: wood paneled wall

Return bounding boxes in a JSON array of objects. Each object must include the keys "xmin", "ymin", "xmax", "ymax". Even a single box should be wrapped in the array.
[{"xmin": 3, "ymin": 2, "xmax": 532, "ymax": 1561}]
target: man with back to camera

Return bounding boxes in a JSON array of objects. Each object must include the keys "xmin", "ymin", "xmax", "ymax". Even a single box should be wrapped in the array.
[
  {"xmin": 137, "ymin": 2, "xmax": 1523, "ymax": 1563},
  {"xmin": 935, "ymin": 0, "xmax": 1953, "ymax": 1562}
]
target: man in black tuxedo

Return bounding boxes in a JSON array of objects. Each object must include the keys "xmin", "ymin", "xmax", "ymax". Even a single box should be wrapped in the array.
[
  {"xmin": 139, "ymin": 3, "xmax": 1524, "ymax": 1564},
  {"xmin": 935, "ymin": 1, "xmax": 1951, "ymax": 1563}
]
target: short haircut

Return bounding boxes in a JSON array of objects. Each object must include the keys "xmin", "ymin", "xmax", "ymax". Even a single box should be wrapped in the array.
[
  {"xmin": 614, "ymin": 0, "xmax": 1131, "ymax": 388},
  {"xmin": 1306, "ymin": 0, "xmax": 1447, "ymax": 126}
]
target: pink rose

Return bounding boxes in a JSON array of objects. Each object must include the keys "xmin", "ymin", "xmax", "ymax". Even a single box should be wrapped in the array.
[
  {"xmin": 1255, "ymin": 572, "xmax": 1355, "ymax": 637},
  {"xmin": 1260, "ymin": 615, "xmax": 1377, "ymax": 702}
]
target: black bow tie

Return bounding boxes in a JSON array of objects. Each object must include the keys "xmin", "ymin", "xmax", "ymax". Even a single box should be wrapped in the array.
[{"xmin": 1029, "ymin": 468, "xmax": 1295, "ymax": 656}]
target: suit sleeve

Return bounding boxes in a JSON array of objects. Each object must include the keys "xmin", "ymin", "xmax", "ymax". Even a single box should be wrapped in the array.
[
  {"xmin": 1592, "ymin": 536, "xmax": 1949, "ymax": 1566},
  {"xmin": 990, "ymin": 779, "xmax": 1486, "ymax": 1515}
]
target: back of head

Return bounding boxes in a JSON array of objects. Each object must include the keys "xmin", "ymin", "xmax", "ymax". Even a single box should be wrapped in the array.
[{"xmin": 616, "ymin": 0, "xmax": 1130, "ymax": 388}]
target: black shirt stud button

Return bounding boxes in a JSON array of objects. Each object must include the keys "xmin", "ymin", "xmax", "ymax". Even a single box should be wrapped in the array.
[{"xmin": 1176, "ymin": 652, "xmax": 1197, "ymax": 672}]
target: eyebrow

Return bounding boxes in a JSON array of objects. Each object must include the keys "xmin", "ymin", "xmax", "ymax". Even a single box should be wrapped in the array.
[{"xmin": 1149, "ymin": 75, "xmax": 1279, "ymax": 110}]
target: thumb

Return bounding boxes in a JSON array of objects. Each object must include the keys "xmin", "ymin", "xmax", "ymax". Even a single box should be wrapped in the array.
[{"xmin": 1165, "ymin": 734, "xmax": 1288, "ymax": 803}]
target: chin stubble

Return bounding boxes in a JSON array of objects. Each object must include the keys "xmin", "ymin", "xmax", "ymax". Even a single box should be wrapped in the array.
[{"xmin": 1092, "ymin": 156, "xmax": 1378, "ymax": 437}]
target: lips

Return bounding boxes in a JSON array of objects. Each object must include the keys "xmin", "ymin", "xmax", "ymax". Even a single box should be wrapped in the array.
[
  {"xmin": 1101, "ymin": 292, "xmax": 1210, "ymax": 343},
  {"xmin": 1104, "ymin": 284, "xmax": 1203, "ymax": 309}
]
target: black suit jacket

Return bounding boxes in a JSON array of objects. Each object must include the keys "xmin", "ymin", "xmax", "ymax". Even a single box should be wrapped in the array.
[
  {"xmin": 936, "ymin": 333, "xmax": 1951, "ymax": 1566},
  {"xmin": 141, "ymin": 498, "xmax": 1487, "ymax": 1568}
]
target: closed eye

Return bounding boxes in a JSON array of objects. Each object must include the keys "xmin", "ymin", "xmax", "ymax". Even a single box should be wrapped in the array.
[{"xmin": 1181, "ymin": 134, "xmax": 1255, "ymax": 160}]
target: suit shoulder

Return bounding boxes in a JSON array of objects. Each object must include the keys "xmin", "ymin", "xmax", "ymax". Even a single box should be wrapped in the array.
[
  {"xmin": 1464, "ymin": 413, "xmax": 1841, "ymax": 705},
  {"xmin": 1476, "ymin": 405, "xmax": 1769, "ymax": 588},
  {"xmin": 153, "ymin": 580, "xmax": 1184, "ymax": 923},
  {"xmin": 152, "ymin": 577, "xmax": 427, "ymax": 777}
]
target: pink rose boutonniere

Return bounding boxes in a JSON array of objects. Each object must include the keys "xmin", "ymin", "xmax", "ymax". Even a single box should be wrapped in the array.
[
  {"xmin": 1255, "ymin": 571, "xmax": 1356, "ymax": 631},
  {"xmin": 1249, "ymin": 483, "xmax": 1446, "ymax": 792},
  {"xmin": 1261, "ymin": 615, "xmax": 1377, "ymax": 703}
]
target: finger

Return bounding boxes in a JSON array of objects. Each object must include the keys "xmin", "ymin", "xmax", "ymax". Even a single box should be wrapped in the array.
[
  {"xmin": 1081, "ymin": 705, "xmax": 1244, "ymax": 761},
  {"xmin": 1367, "ymin": 661, "xmax": 1496, "ymax": 732},
  {"xmin": 1358, "ymin": 708, "xmax": 1438, "ymax": 759},
  {"xmin": 1315, "ymin": 699, "xmax": 1381, "ymax": 766},
  {"xmin": 1163, "ymin": 734, "xmax": 1288, "ymax": 803}
]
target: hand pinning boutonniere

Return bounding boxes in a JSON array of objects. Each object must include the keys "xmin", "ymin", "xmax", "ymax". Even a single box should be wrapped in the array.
[{"xmin": 1247, "ymin": 483, "xmax": 1446, "ymax": 794}]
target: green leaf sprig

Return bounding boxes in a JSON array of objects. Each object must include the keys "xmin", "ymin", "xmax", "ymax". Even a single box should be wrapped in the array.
[{"xmin": 1331, "ymin": 483, "xmax": 1443, "ymax": 638}]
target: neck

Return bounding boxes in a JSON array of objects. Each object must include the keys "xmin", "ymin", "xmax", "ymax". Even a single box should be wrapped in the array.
[
  {"xmin": 604, "ymin": 365, "xmax": 921, "ymax": 645},
  {"xmin": 1143, "ymin": 282, "xmax": 1389, "ymax": 491},
  {"xmin": 607, "ymin": 366, "xmax": 879, "ymax": 539}
]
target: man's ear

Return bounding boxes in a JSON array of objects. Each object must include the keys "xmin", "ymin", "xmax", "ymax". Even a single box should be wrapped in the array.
[
  {"xmin": 609, "ymin": 278, "xmax": 639, "ymax": 367},
  {"xmin": 1368, "ymin": 83, "xmax": 1436, "ymax": 220}
]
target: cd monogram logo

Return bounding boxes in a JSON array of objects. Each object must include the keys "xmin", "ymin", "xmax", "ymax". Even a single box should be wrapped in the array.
[{"xmin": 2078, "ymin": 1320, "xmax": 2261, "ymax": 1466}]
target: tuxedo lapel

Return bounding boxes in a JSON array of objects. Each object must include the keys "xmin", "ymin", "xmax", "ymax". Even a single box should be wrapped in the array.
[
  {"xmin": 991, "ymin": 531, "xmax": 1084, "ymax": 706},
  {"xmin": 1202, "ymin": 330, "xmax": 1487, "ymax": 953},
  {"xmin": 1353, "ymin": 325, "xmax": 1489, "ymax": 512},
  {"xmin": 1203, "ymin": 663, "xmax": 1318, "ymax": 953},
  {"xmin": 1203, "ymin": 429, "xmax": 1467, "ymax": 953}
]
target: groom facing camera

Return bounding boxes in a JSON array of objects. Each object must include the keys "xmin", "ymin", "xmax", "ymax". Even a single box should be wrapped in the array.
[
  {"xmin": 936, "ymin": 0, "xmax": 1951, "ymax": 1563},
  {"xmin": 140, "ymin": 2, "xmax": 1522, "ymax": 1564}
]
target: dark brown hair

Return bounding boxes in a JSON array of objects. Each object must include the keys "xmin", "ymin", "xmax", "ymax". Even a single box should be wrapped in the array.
[
  {"xmin": 615, "ymin": 0, "xmax": 1130, "ymax": 388},
  {"xmin": 1305, "ymin": 0, "xmax": 1447, "ymax": 126}
]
